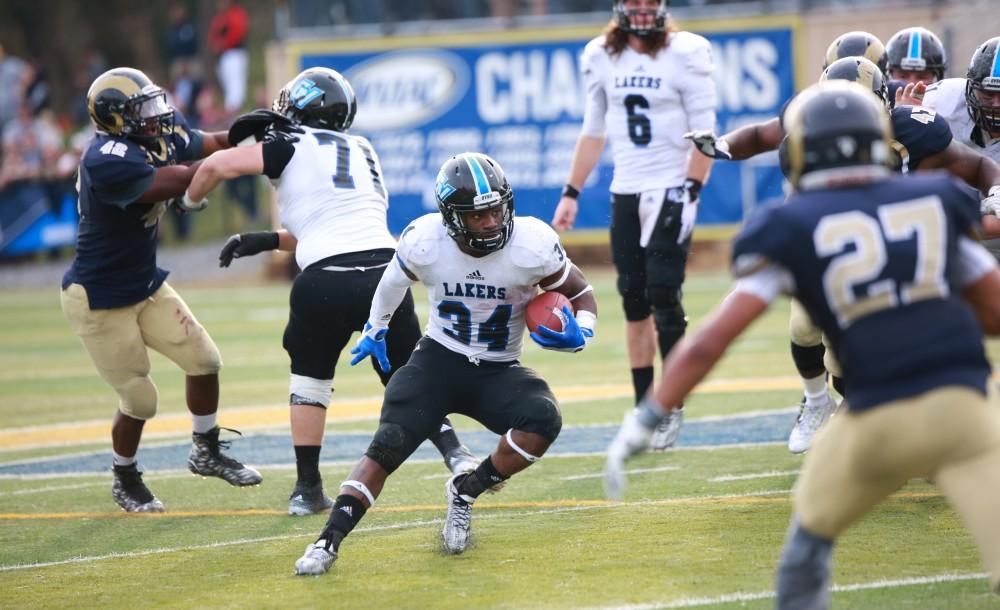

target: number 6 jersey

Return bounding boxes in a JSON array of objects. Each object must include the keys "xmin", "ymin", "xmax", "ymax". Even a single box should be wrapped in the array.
[
  {"xmin": 396, "ymin": 214, "xmax": 568, "ymax": 362},
  {"xmin": 579, "ymin": 32, "xmax": 717, "ymax": 194}
]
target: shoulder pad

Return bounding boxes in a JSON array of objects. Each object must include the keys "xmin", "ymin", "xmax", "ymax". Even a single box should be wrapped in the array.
[
  {"xmin": 580, "ymin": 36, "xmax": 608, "ymax": 72},
  {"xmin": 921, "ymin": 78, "xmax": 966, "ymax": 113},
  {"xmin": 508, "ymin": 217, "xmax": 565, "ymax": 270},
  {"xmin": 672, "ymin": 32, "xmax": 714, "ymax": 75},
  {"xmin": 398, "ymin": 214, "xmax": 444, "ymax": 267},
  {"xmin": 84, "ymin": 137, "xmax": 151, "ymax": 182}
]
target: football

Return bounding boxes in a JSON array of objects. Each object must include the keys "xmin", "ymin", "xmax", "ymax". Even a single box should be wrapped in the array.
[{"xmin": 525, "ymin": 291, "xmax": 573, "ymax": 334}]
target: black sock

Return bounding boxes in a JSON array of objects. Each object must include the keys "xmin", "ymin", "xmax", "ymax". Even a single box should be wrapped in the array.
[
  {"xmin": 427, "ymin": 417, "xmax": 462, "ymax": 455},
  {"xmin": 631, "ymin": 366, "xmax": 654, "ymax": 405},
  {"xmin": 320, "ymin": 494, "xmax": 368, "ymax": 552},
  {"xmin": 455, "ymin": 456, "xmax": 508, "ymax": 500},
  {"xmin": 294, "ymin": 445, "xmax": 321, "ymax": 486}
]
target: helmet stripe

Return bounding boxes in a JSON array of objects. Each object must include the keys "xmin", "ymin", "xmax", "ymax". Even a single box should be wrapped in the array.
[
  {"xmin": 907, "ymin": 31, "xmax": 921, "ymax": 60},
  {"xmin": 464, "ymin": 155, "xmax": 490, "ymax": 196},
  {"xmin": 992, "ymin": 43, "xmax": 1000, "ymax": 78}
]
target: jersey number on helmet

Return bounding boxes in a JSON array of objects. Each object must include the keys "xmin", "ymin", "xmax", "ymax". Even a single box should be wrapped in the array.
[
  {"xmin": 624, "ymin": 94, "xmax": 652, "ymax": 146},
  {"xmin": 814, "ymin": 195, "xmax": 948, "ymax": 327},
  {"xmin": 438, "ymin": 301, "xmax": 513, "ymax": 351},
  {"xmin": 313, "ymin": 132, "xmax": 356, "ymax": 189}
]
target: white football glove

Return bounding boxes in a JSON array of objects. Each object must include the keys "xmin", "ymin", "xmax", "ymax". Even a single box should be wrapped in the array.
[
  {"xmin": 179, "ymin": 192, "xmax": 209, "ymax": 212},
  {"xmin": 604, "ymin": 399, "xmax": 671, "ymax": 500},
  {"xmin": 683, "ymin": 131, "xmax": 732, "ymax": 160},
  {"xmin": 981, "ymin": 185, "xmax": 1000, "ymax": 218},
  {"xmin": 678, "ymin": 199, "xmax": 699, "ymax": 245}
]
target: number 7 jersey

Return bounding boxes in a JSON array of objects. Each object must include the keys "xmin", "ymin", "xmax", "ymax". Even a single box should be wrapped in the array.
[
  {"xmin": 396, "ymin": 214, "xmax": 568, "ymax": 362},
  {"xmin": 580, "ymin": 32, "xmax": 717, "ymax": 194}
]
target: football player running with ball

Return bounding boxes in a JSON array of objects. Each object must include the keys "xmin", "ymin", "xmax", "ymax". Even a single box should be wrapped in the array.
[
  {"xmin": 185, "ymin": 67, "xmax": 482, "ymax": 516},
  {"xmin": 608, "ymin": 81, "xmax": 1000, "ymax": 607},
  {"xmin": 552, "ymin": 0, "xmax": 717, "ymax": 450},
  {"xmin": 60, "ymin": 68, "xmax": 261, "ymax": 513},
  {"xmin": 294, "ymin": 152, "xmax": 597, "ymax": 575}
]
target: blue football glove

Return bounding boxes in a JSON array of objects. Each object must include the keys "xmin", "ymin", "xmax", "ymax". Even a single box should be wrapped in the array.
[
  {"xmin": 530, "ymin": 305, "xmax": 594, "ymax": 353},
  {"xmin": 350, "ymin": 322, "xmax": 391, "ymax": 373}
]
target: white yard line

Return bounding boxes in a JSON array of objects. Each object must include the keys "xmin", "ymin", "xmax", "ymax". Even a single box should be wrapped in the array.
[
  {"xmin": 709, "ymin": 469, "xmax": 800, "ymax": 483},
  {"xmin": 563, "ymin": 466, "xmax": 680, "ymax": 481},
  {"xmin": 587, "ymin": 572, "xmax": 990, "ymax": 609}
]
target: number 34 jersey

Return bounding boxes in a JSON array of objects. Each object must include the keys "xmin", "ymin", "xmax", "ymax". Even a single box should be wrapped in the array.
[
  {"xmin": 580, "ymin": 32, "xmax": 717, "ymax": 194},
  {"xmin": 396, "ymin": 214, "xmax": 568, "ymax": 362},
  {"xmin": 732, "ymin": 173, "xmax": 991, "ymax": 411}
]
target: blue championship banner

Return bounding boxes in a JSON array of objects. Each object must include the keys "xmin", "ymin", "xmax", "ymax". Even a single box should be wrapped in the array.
[{"xmin": 288, "ymin": 16, "xmax": 800, "ymax": 236}]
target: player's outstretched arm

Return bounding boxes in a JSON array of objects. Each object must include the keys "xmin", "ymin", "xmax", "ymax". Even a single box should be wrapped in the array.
[
  {"xmin": 717, "ymin": 118, "xmax": 784, "ymax": 161},
  {"xmin": 185, "ymin": 143, "xmax": 264, "ymax": 204},
  {"xmin": 195, "ymin": 130, "xmax": 233, "ymax": 157},
  {"xmin": 553, "ymin": 135, "xmax": 605, "ymax": 231},
  {"xmin": 219, "ymin": 229, "xmax": 297, "ymax": 267},
  {"xmin": 134, "ymin": 163, "xmax": 201, "ymax": 205}
]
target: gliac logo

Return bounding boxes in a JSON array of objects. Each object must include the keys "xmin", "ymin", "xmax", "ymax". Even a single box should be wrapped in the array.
[
  {"xmin": 435, "ymin": 171, "xmax": 456, "ymax": 201},
  {"xmin": 346, "ymin": 50, "xmax": 469, "ymax": 132}
]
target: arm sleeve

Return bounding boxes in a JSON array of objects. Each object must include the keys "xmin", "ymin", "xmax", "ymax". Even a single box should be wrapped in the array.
[
  {"xmin": 579, "ymin": 46, "xmax": 608, "ymax": 138},
  {"xmin": 731, "ymin": 262, "xmax": 795, "ymax": 303},
  {"xmin": 368, "ymin": 257, "xmax": 416, "ymax": 329},
  {"xmin": 262, "ymin": 138, "xmax": 296, "ymax": 179},
  {"xmin": 953, "ymin": 235, "xmax": 998, "ymax": 288},
  {"xmin": 679, "ymin": 41, "xmax": 718, "ymax": 133}
]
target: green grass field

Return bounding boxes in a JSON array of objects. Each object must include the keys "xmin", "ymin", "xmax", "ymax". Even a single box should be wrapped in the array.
[{"xmin": 1, "ymin": 267, "xmax": 998, "ymax": 609}]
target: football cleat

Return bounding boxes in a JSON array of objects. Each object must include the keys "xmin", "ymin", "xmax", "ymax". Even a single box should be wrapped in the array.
[
  {"xmin": 288, "ymin": 480, "xmax": 334, "ymax": 516},
  {"xmin": 112, "ymin": 463, "xmax": 165, "ymax": 513},
  {"xmin": 443, "ymin": 445, "xmax": 479, "ymax": 476},
  {"xmin": 294, "ymin": 540, "xmax": 337, "ymax": 576},
  {"xmin": 788, "ymin": 393, "xmax": 840, "ymax": 454},
  {"xmin": 188, "ymin": 427, "xmax": 263, "ymax": 486},
  {"xmin": 442, "ymin": 475, "xmax": 474, "ymax": 555},
  {"xmin": 649, "ymin": 407, "xmax": 684, "ymax": 451}
]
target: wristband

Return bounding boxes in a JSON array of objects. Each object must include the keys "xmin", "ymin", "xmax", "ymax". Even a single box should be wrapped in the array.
[
  {"xmin": 683, "ymin": 178, "xmax": 703, "ymax": 202},
  {"xmin": 562, "ymin": 184, "xmax": 581, "ymax": 200}
]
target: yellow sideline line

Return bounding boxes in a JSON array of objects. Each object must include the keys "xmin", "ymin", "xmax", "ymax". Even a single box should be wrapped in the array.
[
  {"xmin": 0, "ymin": 491, "xmax": 941, "ymax": 521},
  {"xmin": 0, "ymin": 378, "xmax": 805, "ymax": 450}
]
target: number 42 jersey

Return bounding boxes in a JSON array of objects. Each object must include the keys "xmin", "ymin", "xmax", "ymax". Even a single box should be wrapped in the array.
[
  {"xmin": 580, "ymin": 32, "xmax": 717, "ymax": 194},
  {"xmin": 732, "ymin": 173, "xmax": 992, "ymax": 411},
  {"xmin": 395, "ymin": 214, "xmax": 568, "ymax": 362}
]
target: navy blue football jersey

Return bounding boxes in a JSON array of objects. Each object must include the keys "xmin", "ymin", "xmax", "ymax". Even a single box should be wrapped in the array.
[
  {"xmin": 732, "ymin": 173, "xmax": 990, "ymax": 411},
  {"xmin": 890, "ymin": 105, "xmax": 952, "ymax": 172},
  {"xmin": 63, "ymin": 112, "xmax": 203, "ymax": 309}
]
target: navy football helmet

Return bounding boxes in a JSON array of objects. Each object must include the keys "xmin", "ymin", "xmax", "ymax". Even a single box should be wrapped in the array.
[
  {"xmin": 781, "ymin": 81, "xmax": 892, "ymax": 189},
  {"xmin": 966, "ymin": 37, "xmax": 1000, "ymax": 135},
  {"xmin": 435, "ymin": 153, "xmax": 514, "ymax": 253},
  {"xmin": 823, "ymin": 31, "xmax": 887, "ymax": 74},
  {"xmin": 612, "ymin": 1, "xmax": 669, "ymax": 38},
  {"xmin": 820, "ymin": 56, "xmax": 890, "ymax": 110},
  {"xmin": 87, "ymin": 67, "xmax": 174, "ymax": 140},
  {"xmin": 273, "ymin": 67, "xmax": 356, "ymax": 132},
  {"xmin": 886, "ymin": 27, "xmax": 947, "ymax": 82}
]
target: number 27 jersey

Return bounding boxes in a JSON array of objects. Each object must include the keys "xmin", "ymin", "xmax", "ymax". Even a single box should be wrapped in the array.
[{"xmin": 396, "ymin": 214, "xmax": 567, "ymax": 362}]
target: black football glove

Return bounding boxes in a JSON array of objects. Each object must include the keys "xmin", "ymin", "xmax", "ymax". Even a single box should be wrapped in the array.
[
  {"xmin": 219, "ymin": 231, "xmax": 280, "ymax": 267},
  {"xmin": 227, "ymin": 109, "xmax": 304, "ymax": 147}
]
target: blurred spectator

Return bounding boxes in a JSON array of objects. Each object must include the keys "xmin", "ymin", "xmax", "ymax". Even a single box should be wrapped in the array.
[
  {"xmin": 70, "ymin": 49, "xmax": 108, "ymax": 127},
  {"xmin": 208, "ymin": 0, "xmax": 249, "ymax": 115},
  {"xmin": 24, "ymin": 57, "xmax": 52, "ymax": 115},
  {"xmin": 0, "ymin": 44, "xmax": 34, "ymax": 138},
  {"xmin": 166, "ymin": 2, "xmax": 199, "ymax": 66}
]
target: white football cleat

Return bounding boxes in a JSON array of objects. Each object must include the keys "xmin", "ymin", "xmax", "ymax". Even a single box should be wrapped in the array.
[
  {"xmin": 294, "ymin": 540, "xmax": 337, "ymax": 576},
  {"xmin": 788, "ymin": 392, "xmax": 839, "ymax": 454},
  {"xmin": 442, "ymin": 475, "xmax": 474, "ymax": 555},
  {"xmin": 649, "ymin": 407, "xmax": 684, "ymax": 451}
]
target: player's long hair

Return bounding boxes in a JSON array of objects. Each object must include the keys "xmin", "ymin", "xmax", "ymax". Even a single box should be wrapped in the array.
[{"xmin": 603, "ymin": 19, "xmax": 675, "ymax": 57}]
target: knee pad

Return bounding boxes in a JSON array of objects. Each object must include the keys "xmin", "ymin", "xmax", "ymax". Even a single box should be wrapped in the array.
[
  {"xmin": 617, "ymin": 273, "xmax": 649, "ymax": 322},
  {"xmin": 790, "ymin": 343, "xmax": 826, "ymax": 378},
  {"xmin": 515, "ymin": 396, "xmax": 563, "ymax": 442},
  {"xmin": 649, "ymin": 285, "xmax": 687, "ymax": 356},
  {"xmin": 364, "ymin": 422, "xmax": 422, "ymax": 474},
  {"xmin": 289, "ymin": 374, "xmax": 332, "ymax": 408},
  {"xmin": 117, "ymin": 375, "xmax": 158, "ymax": 420}
]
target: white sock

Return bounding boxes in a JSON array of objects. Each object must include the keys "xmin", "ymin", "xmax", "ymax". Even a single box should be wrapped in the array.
[
  {"xmin": 192, "ymin": 413, "xmax": 218, "ymax": 434},
  {"xmin": 802, "ymin": 373, "xmax": 829, "ymax": 407},
  {"xmin": 113, "ymin": 451, "xmax": 136, "ymax": 467}
]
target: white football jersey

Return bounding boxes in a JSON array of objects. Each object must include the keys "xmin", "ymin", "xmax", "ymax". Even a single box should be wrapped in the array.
[
  {"xmin": 273, "ymin": 126, "xmax": 397, "ymax": 269},
  {"xmin": 396, "ymin": 214, "xmax": 568, "ymax": 362},
  {"xmin": 580, "ymin": 31, "xmax": 717, "ymax": 194},
  {"xmin": 923, "ymin": 78, "xmax": 1000, "ymax": 163}
]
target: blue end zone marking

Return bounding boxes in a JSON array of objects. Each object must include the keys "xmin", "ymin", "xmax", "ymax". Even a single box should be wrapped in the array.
[
  {"xmin": 464, "ymin": 155, "xmax": 490, "ymax": 196},
  {"xmin": 0, "ymin": 412, "xmax": 794, "ymax": 476},
  {"xmin": 908, "ymin": 31, "xmax": 921, "ymax": 60}
]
